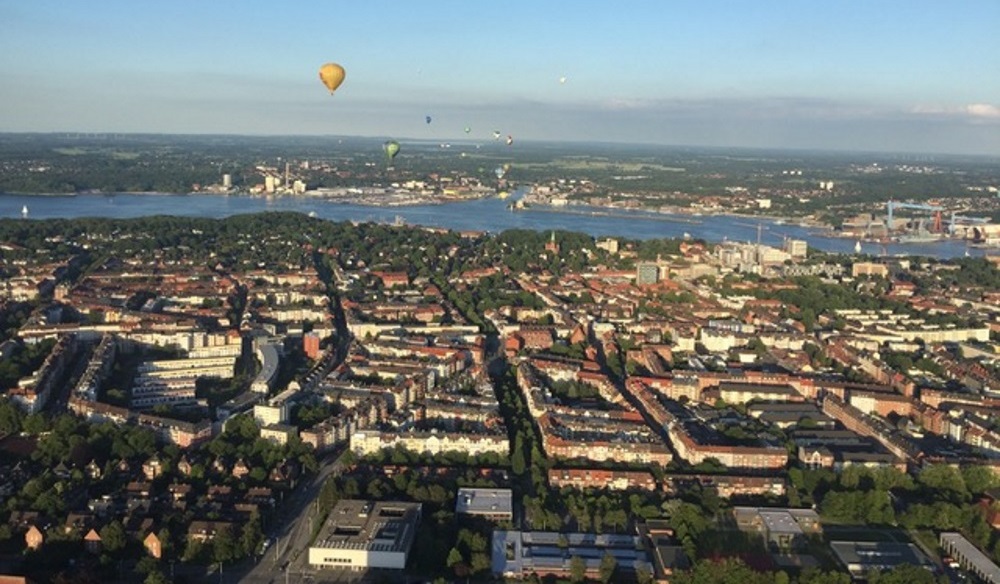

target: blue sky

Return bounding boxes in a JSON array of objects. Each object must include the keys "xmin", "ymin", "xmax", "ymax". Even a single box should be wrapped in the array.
[{"xmin": 1, "ymin": 0, "xmax": 998, "ymax": 155}]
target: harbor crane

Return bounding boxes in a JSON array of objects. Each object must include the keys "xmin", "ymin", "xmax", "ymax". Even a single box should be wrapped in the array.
[
  {"xmin": 886, "ymin": 201, "xmax": 943, "ymax": 234},
  {"xmin": 948, "ymin": 212, "xmax": 989, "ymax": 235},
  {"xmin": 732, "ymin": 221, "xmax": 793, "ymax": 245}
]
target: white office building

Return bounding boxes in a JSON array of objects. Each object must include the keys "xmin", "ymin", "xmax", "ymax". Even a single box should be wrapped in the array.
[{"xmin": 308, "ymin": 500, "xmax": 421, "ymax": 571}]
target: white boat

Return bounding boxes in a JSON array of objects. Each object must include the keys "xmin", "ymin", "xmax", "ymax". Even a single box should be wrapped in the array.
[
  {"xmin": 21, "ymin": 205, "xmax": 28, "ymax": 218},
  {"xmin": 854, "ymin": 240, "xmax": 862, "ymax": 254}
]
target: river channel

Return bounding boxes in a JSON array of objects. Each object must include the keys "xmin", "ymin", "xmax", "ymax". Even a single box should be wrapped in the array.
[{"xmin": 0, "ymin": 192, "xmax": 984, "ymax": 259}]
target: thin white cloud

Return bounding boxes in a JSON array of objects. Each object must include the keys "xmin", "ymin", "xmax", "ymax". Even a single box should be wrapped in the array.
[
  {"xmin": 595, "ymin": 96, "xmax": 892, "ymax": 121},
  {"xmin": 911, "ymin": 103, "xmax": 1000, "ymax": 121},
  {"xmin": 603, "ymin": 98, "xmax": 650, "ymax": 111},
  {"xmin": 965, "ymin": 104, "xmax": 1000, "ymax": 119}
]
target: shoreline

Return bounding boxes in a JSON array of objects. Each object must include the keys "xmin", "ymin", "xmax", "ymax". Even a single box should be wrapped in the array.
[
  {"xmin": 1, "ymin": 191, "xmax": 79, "ymax": 197},
  {"xmin": 2, "ymin": 190, "xmax": 816, "ymax": 221},
  {"xmin": 1, "ymin": 191, "xmax": 989, "ymax": 249},
  {"xmin": 525, "ymin": 202, "xmax": 834, "ymax": 231},
  {"xmin": 2, "ymin": 191, "xmax": 990, "ymax": 257}
]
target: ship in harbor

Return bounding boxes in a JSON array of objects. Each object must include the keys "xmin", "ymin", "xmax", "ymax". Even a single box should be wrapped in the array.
[{"xmin": 895, "ymin": 232, "xmax": 942, "ymax": 244}]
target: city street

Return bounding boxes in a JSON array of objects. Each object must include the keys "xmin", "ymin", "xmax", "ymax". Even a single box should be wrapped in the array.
[{"xmin": 235, "ymin": 448, "xmax": 349, "ymax": 584}]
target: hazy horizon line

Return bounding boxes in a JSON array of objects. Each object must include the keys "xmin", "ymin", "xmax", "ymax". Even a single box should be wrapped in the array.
[{"xmin": 2, "ymin": 130, "xmax": 998, "ymax": 162}]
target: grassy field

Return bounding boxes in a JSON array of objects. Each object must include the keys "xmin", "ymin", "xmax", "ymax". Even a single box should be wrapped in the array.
[
  {"xmin": 51, "ymin": 147, "xmax": 140, "ymax": 160},
  {"xmin": 514, "ymin": 159, "xmax": 687, "ymax": 172},
  {"xmin": 52, "ymin": 147, "xmax": 88, "ymax": 155}
]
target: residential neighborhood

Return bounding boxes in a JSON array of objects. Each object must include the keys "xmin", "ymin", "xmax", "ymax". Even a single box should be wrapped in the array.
[{"xmin": 2, "ymin": 212, "xmax": 1000, "ymax": 582}]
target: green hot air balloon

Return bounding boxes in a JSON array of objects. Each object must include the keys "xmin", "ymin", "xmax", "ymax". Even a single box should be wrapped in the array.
[{"xmin": 383, "ymin": 140, "xmax": 400, "ymax": 164}]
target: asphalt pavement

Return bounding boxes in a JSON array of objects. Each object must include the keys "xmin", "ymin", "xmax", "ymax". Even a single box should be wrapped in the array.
[{"xmin": 236, "ymin": 448, "xmax": 349, "ymax": 584}]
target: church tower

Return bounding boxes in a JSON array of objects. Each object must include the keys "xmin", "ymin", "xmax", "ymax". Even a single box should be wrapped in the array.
[{"xmin": 545, "ymin": 231, "xmax": 560, "ymax": 254}]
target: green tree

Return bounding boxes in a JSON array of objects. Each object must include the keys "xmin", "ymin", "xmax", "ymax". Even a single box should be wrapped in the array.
[
  {"xmin": 100, "ymin": 520, "xmax": 127, "ymax": 554},
  {"xmin": 157, "ymin": 528, "xmax": 173, "ymax": 560},
  {"xmin": 800, "ymin": 307, "xmax": 816, "ymax": 331},
  {"xmin": 511, "ymin": 441, "xmax": 526, "ymax": 475},
  {"xmin": 599, "ymin": 552, "xmax": 617, "ymax": 584},
  {"xmin": 961, "ymin": 465, "xmax": 998, "ymax": 495},
  {"xmin": 820, "ymin": 488, "xmax": 896, "ymax": 525},
  {"xmin": 918, "ymin": 465, "xmax": 969, "ymax": 503},
  {"xmin": 319, "ymin": 476, "xmax": 340, "ymax": 513},
  {"xmin": 636, "ymin": 565, "xmax": 654, "ymax": 584},
  {"xmin": 212, "ymin": 525, "xmax": 238, "ymax": 563},
  {"xmin": 569, "ymin": 555, "xmax": 587, "ymax": 583},
  {"xmin": 470, "ymin": 551, "xmax": 491, "ymax": 574},
  {"xmin": 144, "ymin": 571, "xmax": 170, "ymax": 584},
  {"xmin": 866, "ymin": 564, "xmax": 939, "ymax": 584},
  {"xmin": 343, "ymin": 477, "xmax": 361, "ymax": 497},
  {"xmin": 135, "ymin": 556, "xmax": 160, "ymax": 576},
  {"xmin": 241, "ymin": 512, "xmax": 264, "ymax": 557},
  {"xmin": 0, "ymin": 399, "xmax": 23, "ymax": 434},
  {"xmin": 606, "ymin": 508, "xmax": 628, "ymax": 533},
  {"xmin": 673, "ymin": 558, "xmax": 775, "ymax": 584},
  {"xmin": 798, "ymin": 568, "xmax": 852, "ymax": 584},
  {"xmin": 22, "ymin": 413, "xmax": 49, "ymax": 435},
  {"xmin": 446, "ymin": 546, "xmax": 464, "ymax": 569}
]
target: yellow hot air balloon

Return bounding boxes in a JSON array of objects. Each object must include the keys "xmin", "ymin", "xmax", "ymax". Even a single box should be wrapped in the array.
[{"xmin": 318, "ymin": 63, "xmax": 346, "ymax": 94}]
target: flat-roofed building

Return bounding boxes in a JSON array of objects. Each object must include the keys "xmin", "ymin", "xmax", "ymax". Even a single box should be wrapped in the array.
[
  {"xmin": 251, "ymin": 342, "xmax": 281, "ymax": 393},
  {"xmin": 217, "ymin": 391, "xmax": 260, "ymax": 420},
  {"xmin": 784, "ymin": 239, "xmax": 808, "ymax": 258},
  {"xmin": 637, "ymin": 520, "xmax": 690, "ymax": 582},
  {"xmin": 747, "ymin": 402, "xmax": 833, "ymax": 429},
  {"xmin": 940, "ymin": 532, "xmax": 1000, "ymax": 584},
  {"xmin": 852, "ymin": 262, "xmax": 889, "ymax": 278},
  {"xmin": 455, "ymin": 488, "xmax": 512, "ymax": 521},
  {"xmin": 733, "ymin": 506, "xmax": 820, "ymax": 552},
  {"xmin": 636, "ymin": 263, "xmax": 660, "ymax": 285},
  {"xmin": 260, "ymin": 423, "xmax": 297, "ymax": 445},
  {"xmin": 308, "ymin": 500, "xmax": 421, "ymax": 571},
  {"xmin": 830, "ymin": 541, "xmax": 932, "ymax": 579},
  {"xmin": 492, "ymin": 530, "xmax": 653, "ymax": 580},
  {"xmin": 662, "ymin": 473, "xmax": 786, "ymax": 498},
  {"xmin": 716, "ymin": 381, "xmax": 802, "ymax": 405},
  {"xmin": 253, "ymin": 403, "xmax": 288, "ymax": 426},
  {"xmin": 759, "ymin": 512, "xmax": 804, "ymax": 552}
]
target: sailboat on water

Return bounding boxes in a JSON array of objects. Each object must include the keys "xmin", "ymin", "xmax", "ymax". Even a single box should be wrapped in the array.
[{"xmin": 21, "ymin": 205, "xmax": 28, "ymax": 218}]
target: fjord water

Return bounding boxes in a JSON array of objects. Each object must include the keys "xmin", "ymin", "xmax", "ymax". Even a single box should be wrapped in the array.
[{"xmin": 0, "ymin": 192, "xmax": 982, "ymax": 259}]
